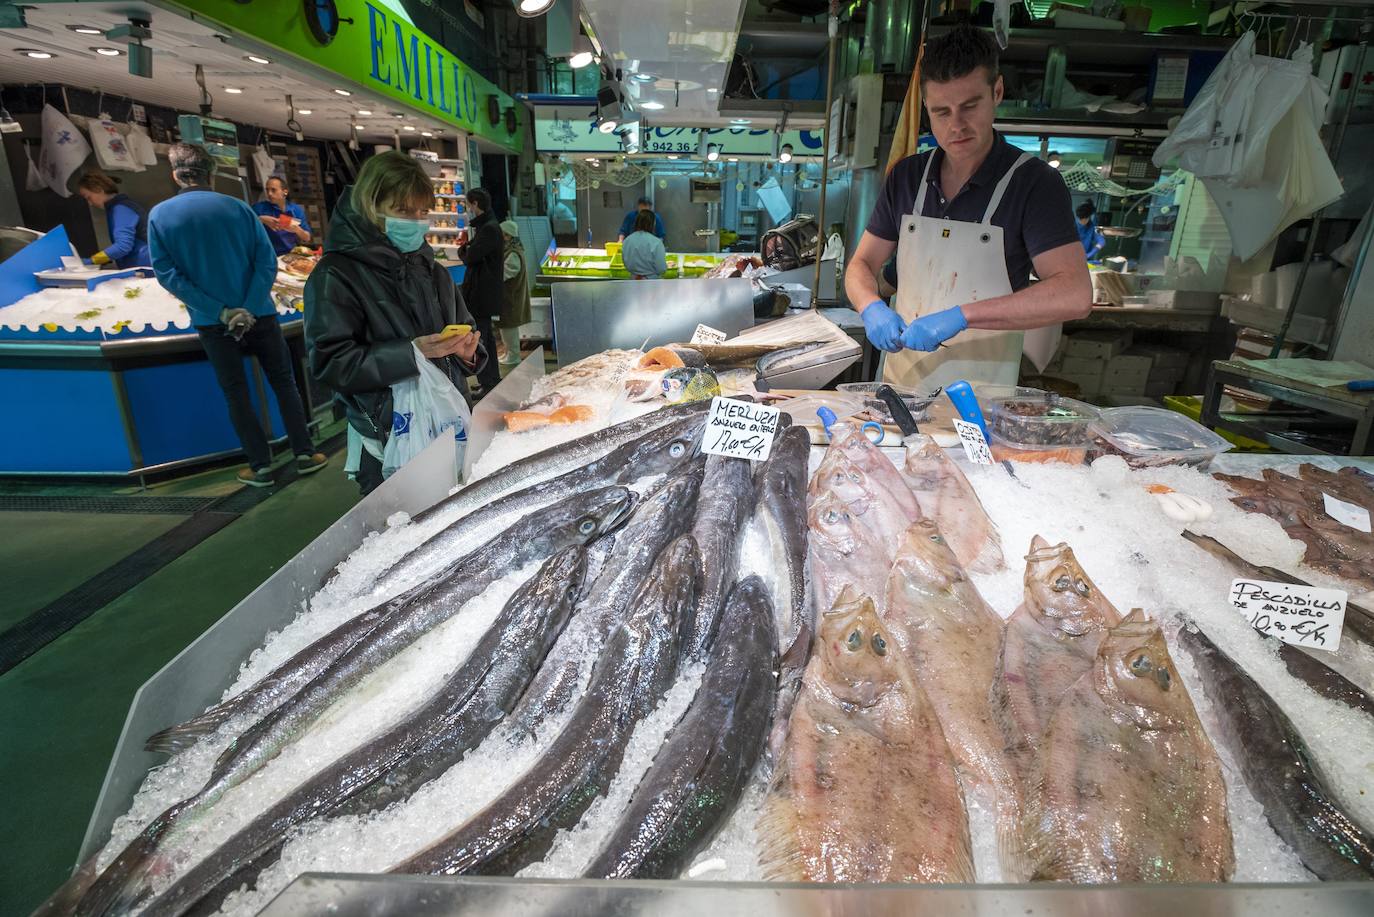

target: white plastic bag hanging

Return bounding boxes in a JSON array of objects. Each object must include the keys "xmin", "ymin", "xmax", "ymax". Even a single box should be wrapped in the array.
[
  {"xmin": 252, "ymin": 146, "xmax": 277, "ymax": 186},
  {"xmin": 381, "ymin": 344, "xmax": 471, "ymax": 479},
  {"xmin": 126, "ymin": 122, "xmax": 158, "ymax": 166},
  {"xmin": 22, "ymin": 141, "xmax": 44, "ymax": 191},
  {"xmin": 89, "ymin": 118, "xmax": 140, "ymax": 172},
  {"xmin": 37, "ymin": 103, "xmax": 92, "ymax": 197}
]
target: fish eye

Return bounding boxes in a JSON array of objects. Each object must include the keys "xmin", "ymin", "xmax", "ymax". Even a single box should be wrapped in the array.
[
  {"xmin": 1130, "ymin": 654, "xmax": 1153, "ymax": 675},
  {"xmin": 846, "ymin": 630, "xmax": 862, "ymax": 651},
  {"xmin": 578, "ymin": 519, "xmax": 596, "ymax": 535},
  {"xmin": 847, "ymin": 471, "xmax": 862, "ymax": 483},
  {"xmin": 1156, "ymin": 667, "xmax": 1171, "ymax": 690},
  {"xmin": 929, "ymin": 533, "xmax": 945, "ymax": 544},
  {"xmin": 669, "ymin": 442, "xmax": 685, "ymax": 458},
  {"xmin": 1053, "ymin": 575, "xmax": 1072, "ymax": 592},
  {"xmin": 824, "ymin": 509, "xmax": 840, "ymax": 524},
  {"xmin": 1075, "ymin": 578, "xmax": 1090, "ymax": 596},
  {"xmin": 871, "ymin": 633, "xmax": 887, "ymax": 655}
]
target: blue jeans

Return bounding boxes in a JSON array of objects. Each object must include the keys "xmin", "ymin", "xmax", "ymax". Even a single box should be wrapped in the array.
[{"xmin": 196, "ymin": 314, "xmax": 315, "ymax": 470}]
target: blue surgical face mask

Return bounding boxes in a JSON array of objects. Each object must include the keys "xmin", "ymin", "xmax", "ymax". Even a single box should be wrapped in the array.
[{"xmin": 384, "ymin": 216, "xmax": 428, "ymax": 252}]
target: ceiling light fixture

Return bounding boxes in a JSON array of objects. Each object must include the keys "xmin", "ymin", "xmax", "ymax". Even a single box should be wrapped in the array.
[
  {"xmin": 357, "ymin": 109, "xmax": 373, "ymax": 115},
  {"xmin": 69, "ymin": 26, "xmax": 103, "ymax": 36},
  {"xmin": 568, "ymin": 34, "xmax": 595, "ymax": 69},
  {"xmin": 631, "ymin": 73, "xmax": 654, "ymax": 83},
  {"xmin": 403, "ymin": 125, "xmax": 416, "ymax": 131},
  {"xmin": 421, "ymin": 130, "xmax": 433, "ymax": 137},
  {"xmin": 779, "ymin": 143, "xmax": 793, "ymax": 163},
  {"xmin": 92, "ymin": 47, "xmax": 122, "ymax": 57},
  {"xmin": 224, "ymin": 86, "xmax": 243, "ymax": 94},
  {"xmin": 334, "ymin": 88, "xmax": 352, "ymax": 96},
  {"xmin": 298, "ymin": 108, "xmax": 312, "ymax": 115},
  {"xmin": 706, "ymin": 143, "xmax": 721, "ymax": 162},
  {"xmin": 640, "ymin": 101, "xmax": 664, "ymax": 111},
  {"xmin": 730, "ymin": 118, "xmax": 751, "ymax": 125},
  {"xmin": 1048, "ymin": 150, "xmax": 1062, "ymax": 169},
  {"xmin": 667, "ymin": 154, "xmax": 679, "ymax": 160},
  {"xmin": 597, "ymin": 117, "xmax": 618, "ymax": 134},
  {"xmin": 727, "ymin": 156, "xmax": 739, "ymax": 162},
  {"xmin": 17, "ymin": 49, "xmax": 53, "ymax": 59},
  {"xmin": 246, "ymin": 54, "xmax": 271, "ymax": 65},
  {"xmin": 515, "ymin": 0, "xmax": 555, "ymax": 16}
]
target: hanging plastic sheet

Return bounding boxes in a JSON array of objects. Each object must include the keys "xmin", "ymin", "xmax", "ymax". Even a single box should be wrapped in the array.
[{"xmin": 37, "ymin": 104, "xmax": 91, "ymax": 197}]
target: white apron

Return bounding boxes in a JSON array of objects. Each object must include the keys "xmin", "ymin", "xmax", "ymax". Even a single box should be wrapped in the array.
[{"xmin": 883, "ymin": 151, "xmax": 1060, "ymax": 391}]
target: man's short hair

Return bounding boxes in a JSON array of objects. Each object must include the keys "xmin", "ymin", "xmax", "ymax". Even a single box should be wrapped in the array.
[
  {"xmin": 1075, "ymin": 201, "xmax": 1096, "ymax": 220},
  {"xmin": 168, "ymin": 142, "xmax": 215, "ymax": 184},
  {"xmin": 921, "ymin": 23, "xmax": 1000, "ymax": 87},
  {"xmin": 637, "ymin": 196, "xmax": 652, "ymax": 207},
  {"xmin": 265, "ymin": 176, "xmax": 287, "ymax": 190},
  {"xmin": 467, "ymin": 187, "xmax": 492, "ymax": 212}
]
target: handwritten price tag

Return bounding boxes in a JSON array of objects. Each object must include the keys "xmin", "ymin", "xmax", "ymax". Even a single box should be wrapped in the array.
[
  {"xmin": 691, "ymin": 323, "xmax": 727, "ymax": 346},
  {"xmin": 702, "ymin": 396, "xmax": 780, "ymax": 461},
  {"xmin": 952, "ymin": 418, "xmax": 995, "ymax": 466},
  {"xmin": 1229, "ymin": 578, "xmax": 1347, "ymax": 652},
  {"xmin": 1322, "ymin": 492, "xmax": 1371, "ymax": 533}
]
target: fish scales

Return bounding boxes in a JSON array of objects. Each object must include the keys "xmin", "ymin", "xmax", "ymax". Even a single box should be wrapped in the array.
[
  {"xmin": 682, "ymin": 453, "xmax": 755, "ymax": 659},
  {"xmin": 1023, "ymin": 611, "xmax": 1234, "ymax": 883},
  {"xmin": 758, "ymin": 589, "xmax": 973, "ymax": 883},
  {"xmin": 752, "ymin": 426, "xmax": 811, "ymax": 650},
  {"xmin": 900, "ymin": 434, "xmax": 1005, "ymax": 573}
]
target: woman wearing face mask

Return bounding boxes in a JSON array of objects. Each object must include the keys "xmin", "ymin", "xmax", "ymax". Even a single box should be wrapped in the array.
[{"xmin": 305, "ymin": 151, "xmax": 485, "ymax": 496}]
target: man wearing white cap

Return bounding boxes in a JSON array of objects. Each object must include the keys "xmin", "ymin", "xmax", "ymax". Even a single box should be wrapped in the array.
[{"xmin": 498, "ymin": 219, "xmax": 530, "ymax": 366}]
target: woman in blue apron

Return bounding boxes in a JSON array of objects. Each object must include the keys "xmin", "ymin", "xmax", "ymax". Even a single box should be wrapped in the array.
[{"xmin": 77, "ymin": 171, "xmax": 150, "ymax": 268}]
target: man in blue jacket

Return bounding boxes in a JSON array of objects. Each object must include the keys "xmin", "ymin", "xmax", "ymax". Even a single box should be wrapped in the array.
[
  {"xmin": 148, "ymin": 143, "xmax": 326, "ymax": 487},
  {"xmin": 617, "ymin": 196, "xmax": 665, "ymax": 242},
  {"xmin": 252, "ymin": 176, "xmax": 313, "ymax": 255}
]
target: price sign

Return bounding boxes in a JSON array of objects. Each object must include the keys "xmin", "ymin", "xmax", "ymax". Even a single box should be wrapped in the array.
[
  {"xmin": 702, "ymin": 396, "xmax": 780, "ymax": 461},
  {"xmin": 1229, "ymin": 578, "xmax": 1347, "ymax": 652},
  {"xmin": 952, "ymin": 418, "xmax": 995, "ymax": 466},
  {"xmin": 1322, "ymin": 492, "xmax": 1371, "ymax": 533},
  {"xmin": 690, "ymin": 323, "xmax": 727, "ymax": 346}
]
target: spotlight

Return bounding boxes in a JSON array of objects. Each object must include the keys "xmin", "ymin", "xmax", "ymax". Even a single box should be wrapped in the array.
[
  {"xmin": 779, "ymin": 143, "xmax": 793, "ymax": 163},
  {"xmin": 1048, "ymin": 151, "xmax": 1062, "ymax": 169},
  {"xmin": 597, "ymin": 75, "xmax": 629, "ymax": 133},
  {"xmin": 245, "ymin": 54, "xmax": 271, "ymax": 65},
  {"xmin": 568, "ymin": 35, "xmax": 595, "ymax": 69},
  {"xmin": 224, "ymin": 87, "xmax": 244, "ymax": 94},
  {"xmin": 298, "ymin": 109, "xmax": 312, "ymax": 115},
  {"xmin": 515, "ymin": 0, "xmax": 555, "ymax": 16},
  {"xmin": 357, "ymin": 109, "xmax": 373, "ymax": 115},
  {"xmin": 68, "ymin": 26, "xmax": 103, "ymax": 35},
  {"xmin": 17, "ymin": 49, "xmax": 53, "ymax": 59},
  {"xmin": 92, "ymin": 47, "xmax": 122, "ymax": 57},
  {"xmin": 706, "ymin": 143, "xmax": 721, "ymax": 162},
  {"xmin": 334, "ymin": 88, "xmax": 352, "ymax": 96},
  {"xmin": 598, "ymin": 117, "xmax": 618, "ymax": 134}
]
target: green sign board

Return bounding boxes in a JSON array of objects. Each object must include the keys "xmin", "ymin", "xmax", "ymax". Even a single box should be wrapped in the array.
[{"xmin": 166, "ymin": 0, "xmax": 523, "ymax": 152}]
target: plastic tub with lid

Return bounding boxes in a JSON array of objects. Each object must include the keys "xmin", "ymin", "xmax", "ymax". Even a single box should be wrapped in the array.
[
  {"xmin": 985, "ymin": 391, "xmax": 1099, "ymax": 464},
  {"xmin": 1090, "ymin": 406, "xmax": 1234, "ymax": 468}
]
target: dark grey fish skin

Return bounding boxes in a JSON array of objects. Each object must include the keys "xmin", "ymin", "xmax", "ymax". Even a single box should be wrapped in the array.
[
  {"xmin": 136, "ymin": 547, "xmax": 589, "ymax": 917},
  {"xmin": 682, "ymin": 453, "xmax": 755, "ymax": 659},
  {"xmin": 508, "ymin": 463, "xmax": 705, "ymax": 734},
  {"xmin": 411, "ymin": 400, "xmax": 710, "ymax": 525},
  {"xmin": 77, "ymin": 487, "xmax": 634, "ymax": 917},
  {"xmin": 754, "ymin": 425, "xmax": 811, "ymax": 646},
  {"xmin": 391, "ymin": 536, "xmax": 699, "ymax": 877},
  {"xmin": 1177, "ymin": 624, "xmax": 1374, "ymax": 880},
  {"xmin": 373, "ymin": 411, "xmax": 710, "ymax": 598},
  {"xmin": 584, "ymin": 575, "xmax": 778, "ymax": 879}
]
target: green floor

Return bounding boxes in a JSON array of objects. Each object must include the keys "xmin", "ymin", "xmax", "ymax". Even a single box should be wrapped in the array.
[{"xmin": 0, "ymin": 442, "xmax": 359, "ymax": 916}]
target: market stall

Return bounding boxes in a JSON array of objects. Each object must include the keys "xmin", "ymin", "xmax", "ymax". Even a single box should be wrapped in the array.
[{"xmin": 53, "ymin": 339, "xmax": 1374, "ymax": 914}]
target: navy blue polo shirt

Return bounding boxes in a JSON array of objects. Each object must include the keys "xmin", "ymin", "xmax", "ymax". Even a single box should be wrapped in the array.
[{"xmin": 867, "ymin": 133, "xmax": 1078, "ymax": 291}]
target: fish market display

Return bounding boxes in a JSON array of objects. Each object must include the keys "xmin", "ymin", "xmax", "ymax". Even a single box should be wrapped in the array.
[
  {"xmin": 883, "ymin": 519, "xmax": 1022, "ymax": 875},
  {"xmin": 1178, "ymin": 624, "xmax": 1374, "ymax": 880},
  {"xmin": 80, "ymin": 487, "xmax": 634, "ymax": 916},
  {"xmin": 900, "ymin": 434, "xmax": 1005, "ymax": 573},
  {"xmin": 683, "ymin": 454, "xmax": 754, "ymax": 658},
  {"xmin": 1022, "ymin": 610, "xmax": 1234, "ymax": 882},
  {"xmin": 992, "ymin": 537, "xmax": 1122, "ymax": 786},
  {"xmin": 585, "ymin": 576, "xmax": 778, "ymax": 879},
  {"xmin": 391, "ymin": 536, "xmax": 698, "ymax": 876},
  {"xmin": 750, "ymin": 425, "xmax": 811, "ymax": 649},
  {"xmin": 758, "ymin": 589, "xmax": 973, "ymax": 882},
  {"xmin": 138, "ymin": 547, "xmax": 588, "ymax": 917},
  {"xmin": 0, "ymin": 276, "xmax": 293, "ymax": 334}
]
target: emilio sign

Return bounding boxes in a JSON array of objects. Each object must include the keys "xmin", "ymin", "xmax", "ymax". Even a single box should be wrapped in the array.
[
  {"xmin": 536, "ymin": 116, "xmax": 823, "ymax": 157},
  {"xmin": 168, "ymin": 0, "xmax": 522, "ymax": 152}
]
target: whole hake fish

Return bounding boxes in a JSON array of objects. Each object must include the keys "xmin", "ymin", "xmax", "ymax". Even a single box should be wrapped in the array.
[
  {"xmin": 79, "ymin": 487, "xmax": 634, "ymax": 917},
  {"xmin": 900, "ymin": 434, "xmax": 1004, "ymax": 573},
  {"xmin": 681, "ymin": 452, "xmax": 754, "ymax": 659},
  {"xmin": 1177, "ymin": 623, "xmax": 1374, "ymax": 879},
  {"xmin": 391, "ymin": 535, "xmax": 698, "ymax": 876},
  {"xmin": 411, "ymin": 399, "xmax": 709, "ymax": 524},
  {"xmin": 584, "ymin": 575, "xmax": 778, "ymax": 878},
  {"xmin": 1023, "ymin": 610, "xmax": 1234, "ymax": 882},
  {"xmin": 750, "ymin": 425, "xmax": 811, "ymax": 650},
  {"xmin": 136, "ymin": 547, "xmax": 589, "ymax": 917},
  {"xmin": 758, "ymin": 588, "xmax": 973, "ymax": 882},
  {"xmin": 992, "ymin": 536, "xmax": 1122, "ymax": 788},
  {"xmin": 883, "ymin": 518, "xmax": 1022, "ymax": 873}
]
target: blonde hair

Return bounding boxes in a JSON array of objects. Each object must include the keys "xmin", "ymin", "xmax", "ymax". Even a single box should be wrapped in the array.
[{"xmin": 351, "ymin": 151, "xmax": 436, "ymax": 227}]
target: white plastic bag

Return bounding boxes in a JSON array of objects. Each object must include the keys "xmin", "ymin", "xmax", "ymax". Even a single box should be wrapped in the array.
[
  {"xmin": 23, "ymin": 142, "xmax": 44, "ymax": 191},
  {"xmin": 38, "ymin": 103, "xmax": 92, "ymax": 197},
  {"xmin": 382, "ymin": 345, "xmax": 471, "ymax": 480},
  {"xmin": 89, "ymin": 118, "xmax": 140, "ymax": 172},
  {"xmin": 126, "ymin": 122, "xmax": 158, "ymax": 166}
]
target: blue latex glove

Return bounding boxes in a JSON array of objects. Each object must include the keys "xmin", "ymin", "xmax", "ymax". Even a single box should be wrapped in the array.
[
  {"xmin": 901, "ymin": 305, "xmax": 968, "ymax": 352},
  {"xmin": 860, "ymin": 300, "xmax": 905, "ymax": 353}
]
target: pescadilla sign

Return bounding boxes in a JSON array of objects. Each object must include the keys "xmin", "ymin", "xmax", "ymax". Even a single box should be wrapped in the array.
[{"xmin": 166, "ymin": 0, "xmax": 523, "ymax": 152}]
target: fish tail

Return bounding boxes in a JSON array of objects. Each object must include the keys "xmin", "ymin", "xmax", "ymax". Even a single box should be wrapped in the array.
[
  {"xmin": 30, "ymin": 852, "xmax": 101, "ymax": 916},
  {"xmin": 969, "ymin": 533, "xmax": 1007, "ymax": 574},
  {"xmin": 144, "ymin": 695, "xmax": 250, "ymax": 754},
  {"xmin": 754, "ymin": 767, "xmax": 805, "ymax": 882},
  {"xmin": 74, "ymin": 827, "xmax": 169, "ymax": 917}
]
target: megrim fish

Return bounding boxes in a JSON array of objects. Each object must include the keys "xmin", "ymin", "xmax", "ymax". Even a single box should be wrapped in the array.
[
  {"xmin": 992, "ymin": 536, "xmax": 1122, "ymax": 788},
  {"xmin": 900, "ymin": 434, "xmax": 1005, "ymax": 573},
  {"xmin": 391, "ymin": 536, "xmax": 699, "ymax": 877},
  {"xmin": 1177, "ymin": 623, "xmax": 1374, "ymax": 880},
  {"xmin": 585, "ymin": 576, "xmax": 778, "ymax": 879},
  {"xmin": 883, "ymin": 519, "xmax": 1022, "ymax": 874},
  {"xmin": 810, "ymin": 421, "xmax": 922, "ymax": 552},
  {"xmin": 135, "ymin": 547, "xmax": 589, "ymax": 917},
  {"xmin": 79, "ymin": 486, "xmax": 634, "ymax": 917},
  {"xmin": 1023, "ymin": 610, "xmax": 1234, "ymax": 883},
  {"xmin": 806, "ymin": 489, "xmax": 892, "ymax": 615},
  {"xmin": 758, "ymin": 588, "xmax": 973, "ymax": 882}
]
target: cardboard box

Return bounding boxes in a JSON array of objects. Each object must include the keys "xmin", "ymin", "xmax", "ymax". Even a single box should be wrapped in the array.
[
  {"xmin": 1060, "ymin": 355, "xmax": 1107, "ymax": 377},
  {"xmin": 1054, "ymin": 369, "xmax": 1104, "ymax": 396},
  {"xmin": 1106, "ymin": 354, "xmax": 1153, "ymax": 377},
  {"xmin": 1063, "ymin": 330, "xmax": 1133, "ymax": 361},
  {"xmin": 1100, "ymin": 358, "xmax": 1152, "ymax": 394},
  {"xmin": 1127, "ymin": 343, "xmax": 1189, "ymax": 370}
]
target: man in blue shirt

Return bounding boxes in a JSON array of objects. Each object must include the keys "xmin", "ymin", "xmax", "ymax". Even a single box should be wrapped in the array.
[
  {"xmin": 617, "ymin": 196, "xmax": 665, "ymax": 242},
  {"xmin": 148, "ymin": 143, "xmax": 326, "ymax": 487},
  {"xmin": 252, "ymin": 176, "xmax": 313, "ymax": 255}
]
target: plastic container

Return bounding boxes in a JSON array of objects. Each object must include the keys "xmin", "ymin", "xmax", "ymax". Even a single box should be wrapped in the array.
[
  {"xmin": 1090, "ymin": 406, "xmax": 1234, "ymax": 468},
  {"xmin": 835, "ymin": 382, "xmax": 940, "ymax": 424},
  {"xmin": 986, "ymin": 392, "xmax": 1101, "ymax": 448}
]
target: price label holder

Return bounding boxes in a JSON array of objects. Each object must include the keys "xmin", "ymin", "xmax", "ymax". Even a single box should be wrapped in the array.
[
  {"xmin": 952, "ymin": 418, "xmax": 995, "ymax": 466},
  {"xmin": 702, "ymin": 396, "xmax": 780, "ymax": 461},
  {"xmin": 691, "ymin": 323, "xmax": 727, "ymax": 346},
  {"xmin": 1322, "ymin": 492, "xmax": 1371, "ymax": 533},
  {"xmin": 1229, "ymin": 578, "xmax": 1347, "ymax": 652}
]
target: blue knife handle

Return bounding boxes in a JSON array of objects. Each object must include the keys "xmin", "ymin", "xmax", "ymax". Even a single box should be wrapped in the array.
[
  {"xmin": 945, "ymin": 380, "xmax": 990, "ymax": 439},
  {"xmin": 816, "ymin": 406, "xmax": 838, "ymax": 435},
  {"xmin": 1347, "ymin": 380, "xmax": 1374, "ymax": 392}
]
